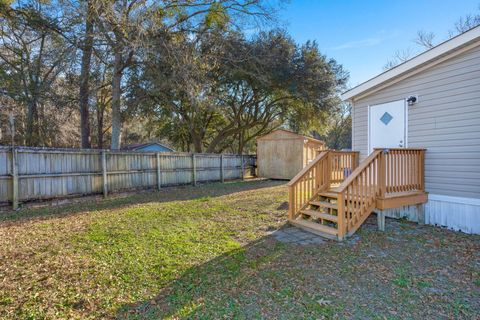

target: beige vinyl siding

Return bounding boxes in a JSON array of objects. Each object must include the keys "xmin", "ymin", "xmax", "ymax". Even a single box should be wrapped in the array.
[{"xmin": 352, "ymin": 44, "xmax": 480, "ymax": 199}]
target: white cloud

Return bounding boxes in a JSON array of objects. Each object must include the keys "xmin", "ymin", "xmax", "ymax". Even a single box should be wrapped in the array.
[
  {"xmin": 330, "ymin": 37, "xmax": 383, "ymax": 50},
  {"xmin": 330, "ymin": 30, "xmax": 400, "ymax": 51}
]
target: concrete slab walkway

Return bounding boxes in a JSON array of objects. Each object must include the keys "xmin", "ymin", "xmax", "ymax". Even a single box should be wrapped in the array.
[{"xmin": 272, "ymin": 225, "xmax": 327, "ymax": 245}]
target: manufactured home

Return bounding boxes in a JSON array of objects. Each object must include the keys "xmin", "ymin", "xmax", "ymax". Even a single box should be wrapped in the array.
[{"xmin": 287, "ymin": 26, "xmax": 480, "ymax": 239}]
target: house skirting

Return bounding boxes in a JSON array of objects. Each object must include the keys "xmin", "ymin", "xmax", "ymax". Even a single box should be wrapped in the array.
[{"xmin": 375, "ymin": 194, "xmax": 480, "ymax": 235}]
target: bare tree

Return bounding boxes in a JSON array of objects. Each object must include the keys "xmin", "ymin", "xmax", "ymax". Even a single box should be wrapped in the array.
[
  {"xmin": 385, "ymin": 5, "xmax": 480, "ymax": 70},
  {"xmin": 0, "ymin": 2, "xmax": 76, "ymax": 145},
  {"xmin": 383, "ymin": 49, "xmax": 413, "ymax": 71},
  {"xmin": 450, "ymin": 10, "xmax": 480, "ymax": 35},
  {"xmin": 414, "ymin": 30, "xmax": 435, "ymax": 49}
]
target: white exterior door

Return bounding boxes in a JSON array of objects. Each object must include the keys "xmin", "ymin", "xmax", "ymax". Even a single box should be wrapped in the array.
[{"xmin": 369, "ymin": 100, "xmax": 406, "ymax": 153}]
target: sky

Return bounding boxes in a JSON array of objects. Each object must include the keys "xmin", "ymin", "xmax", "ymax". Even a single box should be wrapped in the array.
[{"xmin": 278, "ymin": 0, "xmax": 480, "ymax": 87}]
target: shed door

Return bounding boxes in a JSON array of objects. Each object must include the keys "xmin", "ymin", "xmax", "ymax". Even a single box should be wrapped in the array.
[{"xmin": 369, "ymin": 100, "xmax": 406, "ymax": 153}]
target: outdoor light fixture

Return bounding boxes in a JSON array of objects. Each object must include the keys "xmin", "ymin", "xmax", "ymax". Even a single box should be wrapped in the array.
[{"xmin": 406, "ymin": 95, "xmax": 418, "ymax": 106}]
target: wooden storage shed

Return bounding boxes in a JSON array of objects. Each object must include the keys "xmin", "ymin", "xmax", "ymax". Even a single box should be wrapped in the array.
[{"xmin": 257, "ymin": 129, "xmax": 325, "ymax": 180}]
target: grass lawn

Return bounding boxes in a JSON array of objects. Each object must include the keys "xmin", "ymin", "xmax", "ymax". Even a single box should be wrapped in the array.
[{"xmin": 0, "ymin": 180, "xmax": 479, "ymax": 319}]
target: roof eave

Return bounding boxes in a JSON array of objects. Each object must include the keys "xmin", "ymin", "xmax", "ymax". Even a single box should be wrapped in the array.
[{"xmin": 341, "ymin": 25, "xmax": 480, "ymax": 102}]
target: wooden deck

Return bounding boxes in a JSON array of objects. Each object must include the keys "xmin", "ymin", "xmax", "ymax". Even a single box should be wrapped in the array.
[
  {"xmin": 287, "ymin": 149, "xmax": 427, "ymax": 240},
  {"xmin": 376, "ymin": 190, "xmax": 427, "ymax": 210}
]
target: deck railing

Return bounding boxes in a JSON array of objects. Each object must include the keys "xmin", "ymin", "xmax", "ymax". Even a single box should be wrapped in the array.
[
  {"xmin": 329, "ymin": 151, "xmax": 359, "ymax": 184},
  {"xmin": 335, "ymin": 148, "xmax": 426, "ymax": 238},
  {"xmin": 379, "ymin": 148, "xmax": 425, "ymax": 194},
  {"xmin": 288, "ymin": 151, "xmax": 329, "ymax": 220},
  {"xmin": 288, "ymin": 150, "xmax": 359, "ymax": 220},
  {"xmin": 335, "ymin": 150, "xmax": 382, "ymax": 238}
]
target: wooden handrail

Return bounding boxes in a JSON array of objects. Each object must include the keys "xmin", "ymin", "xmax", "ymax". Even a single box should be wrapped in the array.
[
  {"xmin": 335, "ymin": 148, "xmax": 426, "ymax": 238},
  {"xmin": 336, "ymin": 150, "xmax": 382, "ymax": 193},
  {"xmin": 374, "ymin": 148, "xmax": 427, "ymax": 151},
  {"xmin": 288, "ymin": 150, "xmax": 359, "ymax": 187},
  {"xmin": 378, "ymin": 148, "xmax": 426, "ymax": 195},
  {"xmin": 334, "ymin": 150, "xmax": 383, "ymax": 238},
  {"xmin": 288, "ymin": 147, "xmax": 426, "ymax": 240},
  {"xmin": 288, "ymin": 150, "xmax": 359, "ymax": 221},
  {"xmin": 287, "ymin": 151, "xmax": 329, "ymax": 187},
  {"xmin": 328, "ymin": 150, "xmax": 360, "ymax": 184},
  {"xmin": 288, "ymin": 151, "xmax": 330, "ymax": 220}
]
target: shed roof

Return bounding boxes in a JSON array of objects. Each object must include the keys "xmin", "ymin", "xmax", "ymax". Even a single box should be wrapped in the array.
[
  {"xmin": 341, "ymin": 25, "xmax": 480, "ymax": 102},
  {"xmin": 257, "ymin": 129, "xmax": 325, "ymax": 144}
]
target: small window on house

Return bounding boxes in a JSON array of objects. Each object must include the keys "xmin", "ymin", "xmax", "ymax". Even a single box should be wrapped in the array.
[{"xmin": 380, "ymin": 112, "xmax": 393, "ymax": 125}]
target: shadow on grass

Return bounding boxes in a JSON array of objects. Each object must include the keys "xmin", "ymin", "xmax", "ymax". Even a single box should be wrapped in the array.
[
  {"xmin": 0, "ymin": 179, "xmax": 286, "ymax": 225},
  {"xmin": 114, "ymin": 218, "xmax": 480, "ymax": 320},
  {"xmin": 115, "ymin": 236, "xmax": 266, "ymax": 320},
  {"xmin": 115, "ymin": 235, "xmax": 332, "ymax": 320}
]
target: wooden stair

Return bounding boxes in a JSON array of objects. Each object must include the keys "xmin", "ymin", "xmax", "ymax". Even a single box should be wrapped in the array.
[
  {"xmin": 300, "ymin": 210, "xmax": 338, "ymax": 222},
  {"xmin": 287, "ymin": 148, "xmax": 427, "ymax": 241},
  {"xmin": 289, "ymin": 219, "xmax": 338, "ymax": 240},
  {"xmin": 291, "ymin": 190, "xmax": 347, "ymax": 240}
]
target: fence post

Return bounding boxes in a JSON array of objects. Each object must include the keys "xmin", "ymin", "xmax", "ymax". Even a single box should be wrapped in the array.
[
  {"xmin": 102, "ymin": 151, "xmax": 108, "ymax": 197},
  {"xmin": 192, "ymin": 153, "xmax": 196, "ymax": 186},
  {"xmin": 240, "ymin": 154, "xmax": 244, "ymax": 181},
  {"xmin": 220, "ymin": 154, "xmax": 224, "ymax": 183},
  {"xmin": 11, "ymin": 147, "xmax": 18, "ymax": 210},
  {"xmin": 156, "ymin": 153, "xmax": 161, "ymax": 190}
]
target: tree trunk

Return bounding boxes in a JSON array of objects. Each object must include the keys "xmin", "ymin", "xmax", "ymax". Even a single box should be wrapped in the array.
[
  {"xmin": 25, "ymin": 33, "xmax": 45, "ymax": 146},
  {"xmin": 25, "ymin": 100, "xmax": 39, "ymax": 146},
  {"xmin": 206, "ymin": 125, "xmax": 243, "ymax": 154},
  {"xmin": 191, "ymin": 132, "xmax": 203, "ymax": 153},
  {"xmin": 97, "ymin": 105, "xmax": 104, "ymax": 149},
  {"xmin": 79, "ymin": 0, "xmax": 94, "ymax": 148},
  {"xmin": 110, "ymin": 49, "xmax": 122, "ymax": 150},
  {"xmin": 237, "ymin": 131, "xmax": 245, "ymax": 154}
]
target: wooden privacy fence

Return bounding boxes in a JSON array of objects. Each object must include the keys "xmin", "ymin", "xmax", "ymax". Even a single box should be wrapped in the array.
[{"xmin": 0, "ymin": 147, "xmax": 257, "ymax": 209}]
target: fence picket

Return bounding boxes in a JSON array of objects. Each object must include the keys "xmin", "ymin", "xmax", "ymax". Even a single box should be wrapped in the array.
[{"xmin": 0, "ymin": 147, "xmax": 256, "ymax": 208}]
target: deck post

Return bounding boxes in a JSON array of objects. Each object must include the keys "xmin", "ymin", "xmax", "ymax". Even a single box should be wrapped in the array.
[
  {"xmin": 192, "ymin": 154, "xmax": 196, "ymax": 186},
  {"xmin": 354, "ymin": 152, "xmax": 360, "ymax": 169},
  {"xmin": 11, "ymin": 147, "xmax": 18, "ymax": 210},
  {"xmin": 220, "ymin": 154, "xmax": 224, "ymax": 183},
  {"xmin": 376, "ymin": 210, "xmax": 385, "ymax": 232},
  {"xmin": 101, "ymin": 151, "xmax": 108, "ymax": 197},
  {"xmin": 315, "ymin": 161, "xmax": 321, "ymax": 189},
  {"xmin": 419, "ymin": 150, "xmax": 425, "ymax": 191},
  {"xmin": 417, "ymin": 204, "xmax": 425, "ymax": 225},
  {"xmin": 156, "ymin": 153, "xmax": 161, "ymax": 190},
  {"xmin": 379, "ymin": 150, "xmax": 386, "ymax": 197},
  {"xmin": 288, "ymin": 186, "xmax": 295, "ymax": 220},
  {"xmin": 325, "ymin": 151, "xmax": 331, "ymax": 188},
  {"xmin": 336, "ymin": 192, "xmax": 346, "ymax": 240}
]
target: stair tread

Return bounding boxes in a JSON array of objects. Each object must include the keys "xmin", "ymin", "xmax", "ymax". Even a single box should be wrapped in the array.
[
  {"xmin": 318, "ymin": 191, "xmax": 338, "ymax": 198},
  {"xmin": 300, "ymin": 209, "xmax": 338, "ymax": 222},
  {"xmin": 290, "ymin": 219, "xmax": 338, "ymax": 237},
  {"xmin": 309, "ymin": 200, "xmax": 338, "ymax": 209}
]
